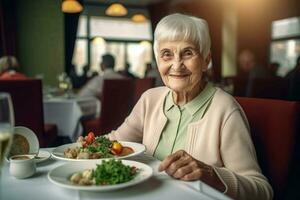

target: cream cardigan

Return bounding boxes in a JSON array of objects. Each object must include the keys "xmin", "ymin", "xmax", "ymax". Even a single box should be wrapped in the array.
[{"xmin": 108, "ymin": 87, "xmax": 273, "ymax": 200}]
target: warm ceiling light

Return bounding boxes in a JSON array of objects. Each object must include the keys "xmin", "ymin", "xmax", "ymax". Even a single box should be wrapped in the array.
[
  {"xmin": 62, "ymin": 0, "xmax": 83, "ymax": 13},
  {"xmin": 140, "ymin": 40, "xmax": 151, "ymax": 47},
  {"xmin": 105, "ymin": 3, "xmax": 128, "ymax": 17},
  {"xmin": 92, "ymin": 37, "xmax": 106, "ymax": 45},
  {"xmin": 132, "ymin": 14, "xmax": 147, "ymax": 23}
]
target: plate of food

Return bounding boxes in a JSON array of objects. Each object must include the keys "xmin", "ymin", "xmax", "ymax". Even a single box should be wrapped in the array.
[
  {"xmin": 51, "ymin": 132, "xmax": 145, "ymax": 161},
  {"xmin": 48, "ymin": 159, "xmax": 153, "ymax": 191},
  {"xmin": 8, "ymin": 126, "xmax": 39, "ymax": 158}
]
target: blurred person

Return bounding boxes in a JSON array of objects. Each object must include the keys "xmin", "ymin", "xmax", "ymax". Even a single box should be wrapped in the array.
[
  {"xmin": 89, "ymin": 70, "xmax": 99, "ymax": 78},
  {"xmin": 78, "ymin": 54, "xmax": 123, "ymax": 98},
  {"xmin": 268, "ymin": 62, "xmax": 280, "ymax": 77},
  {"xmin": 107, "ymin": 13, "xmax": 273, "ymax": 200},
  {"xmin": 145, "ymin": 62, "xmax": 164, "ymax": 87},
  {"xmin": 237, "ymin": 49, "xmax": 272, "ymax": 96},
  {"xmin": 238, "ymin": 49, "xmax": 271, "ymax": 80},
  {"xmin": 69, "ymin": 65, "xmax": 90, "ymax": 89},
  {"xmin": 238, "ymin": 49, "xmax": 256, "ymax": 78},
  {"xmin": 119, "ymin": 63, "xmax": 136, "ymax": 79},
  {"xmin": 0, "ymin": 55, "xmax": 28, "ymax": 80},
  {"xmin": 285, "ymin": 55, "xmax": 300, "ymax": 100}
]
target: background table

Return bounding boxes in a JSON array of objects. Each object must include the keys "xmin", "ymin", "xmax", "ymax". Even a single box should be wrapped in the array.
[
  {"xmin": 43, "ymin": 96, "xmax": 100, "ymax": 141},
  {"xmin": 1, "ymin": 149, "xmax": 231, "ymax": 200}
]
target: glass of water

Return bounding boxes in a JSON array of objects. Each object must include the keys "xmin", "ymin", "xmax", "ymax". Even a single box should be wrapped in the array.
[
  {"xmin": 0, "ymin": 92, "xmax": 15, "ymax": 195},
  {"xmin": 0, "ymin": 92, "xmax": 14, "ymax": 165}
]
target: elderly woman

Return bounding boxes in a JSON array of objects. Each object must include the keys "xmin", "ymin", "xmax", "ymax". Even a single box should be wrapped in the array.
[{"xmin": 108, "ymin": 13, "xmax": 273, "ymax": 200}]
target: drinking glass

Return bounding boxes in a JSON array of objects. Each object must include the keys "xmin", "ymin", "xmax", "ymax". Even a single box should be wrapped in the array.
[{"xmin": 0, "ymin": 93, "xmax": 15, "ymax": 196}]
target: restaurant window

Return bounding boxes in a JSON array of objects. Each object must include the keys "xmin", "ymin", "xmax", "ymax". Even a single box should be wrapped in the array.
[
  {"xmin": 270, "ymin": 17, "xmax": 300, "ymax": 77},
  {"xmin": 72, "ymin": 15, "xmax": 153, "ymax": 77},
  {"xmin": 72, "ymin": 39, "xmax": 88, "ymax": 73}
]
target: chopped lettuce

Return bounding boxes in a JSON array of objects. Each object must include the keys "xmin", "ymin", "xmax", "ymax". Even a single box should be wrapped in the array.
[{"xmin": 92, "ymin": 159, "xmax": 137, "ymax": 185}]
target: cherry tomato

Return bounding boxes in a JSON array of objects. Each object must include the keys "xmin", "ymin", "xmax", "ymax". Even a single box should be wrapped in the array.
[
  {"xmin": 111, "ymin": 142, "xmax": 123, "ymax": 155},
  {"xmin": 85, "ymin": 132, "xmax": 95, "ymax": 144}
]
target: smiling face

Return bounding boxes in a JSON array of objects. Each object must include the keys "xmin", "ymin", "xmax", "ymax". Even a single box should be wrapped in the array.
[{"xmin": 157, "ymin": 40, "xmax": 209, "ymax": 95}]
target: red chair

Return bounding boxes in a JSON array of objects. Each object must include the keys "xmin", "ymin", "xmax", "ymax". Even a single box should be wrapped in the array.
[
  {"xmin": 235, "ymin": 97, "xmax": 300, "ymax": 199},
  {"xmin": 0, "ymin": 79, "xmax": 58, "ymax": 147},
  {"xmin": 82, "ymin": 79, "xmax": 134, "ymax": 135},
  {"xmin": 134, "ymin": 78, "xmax": 155, "ymax": 103}
]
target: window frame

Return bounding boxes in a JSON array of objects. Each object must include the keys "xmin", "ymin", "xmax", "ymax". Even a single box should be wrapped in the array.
[
  {"xmin": 73, "ymin": 14, "xmax": 153, "ymax": 75},
  {"xmin": 269, "ymin": 17, "xmax": 300, "ymax": 77}
]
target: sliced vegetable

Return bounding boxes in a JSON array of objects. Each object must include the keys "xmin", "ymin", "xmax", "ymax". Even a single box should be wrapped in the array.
[
  {"xmin": 111, "ymin": 141, "xmax": 123, "ymax": 155},
  {"xmin": 85, "ymin": 132, "xmax": 95, "ymax": 144}
]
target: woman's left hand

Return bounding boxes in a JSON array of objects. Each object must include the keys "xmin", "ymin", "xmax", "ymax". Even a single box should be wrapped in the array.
[{"xmin": 158, "ymin": 150, "xmax": 225, "ymax": 192}]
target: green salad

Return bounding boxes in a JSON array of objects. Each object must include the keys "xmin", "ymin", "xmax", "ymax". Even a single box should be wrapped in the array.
[
  {"xmin": 70, "ymin": 159, "xmax": 138, "ymax": 186},
  {"xmin": 85, "ymin": 136, "xmax": 113, "ymax": 157},
  {"xmin": 92, "ymin": 159, "xmax": 138, "ymax": 185}
]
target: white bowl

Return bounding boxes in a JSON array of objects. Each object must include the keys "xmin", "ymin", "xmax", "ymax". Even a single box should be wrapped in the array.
[
  {"xmin": 8, "ymin": 126, "xmax": 40, "ymax": 157},
  {"xmin": 9, "ymin": 154, "xmax": 36, "ymax": 179}
]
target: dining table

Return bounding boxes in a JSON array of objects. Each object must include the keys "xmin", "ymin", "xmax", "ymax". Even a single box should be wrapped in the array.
[
  {"xmin": 43, "ymin": 96, "xmax": 100, "ymax": 141},
  {"xmin": 1, "ymin": 148, "xmax": 231, "ymax": 200}
]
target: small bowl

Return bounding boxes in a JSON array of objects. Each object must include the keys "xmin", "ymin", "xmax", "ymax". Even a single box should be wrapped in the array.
[
  {"xmin": 9, "ymin": 154, "xmax": 36, "ymax": 179},
  {"xmin": 8, "ymin": 126, "xmax": 39, "ymax": 158}
]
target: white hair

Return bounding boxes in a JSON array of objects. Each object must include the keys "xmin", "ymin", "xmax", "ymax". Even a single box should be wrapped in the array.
[{"xmin": 153, "ymin": 13, "xmax": 211, "ymax": 61}]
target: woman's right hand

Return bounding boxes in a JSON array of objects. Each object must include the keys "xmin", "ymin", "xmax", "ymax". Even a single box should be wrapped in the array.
[{"xmin": 158, "ymin": 150, "xmax": 226, "ymax": 192}]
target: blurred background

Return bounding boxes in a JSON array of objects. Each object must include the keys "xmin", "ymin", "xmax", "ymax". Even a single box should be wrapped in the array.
[
  {"xmin": 1, "ymin": 0, "xmax": 299, "ymax": 87},
  {"xmin": 1, "ymin": 2, "xmax": 300, "ymax": 199}
]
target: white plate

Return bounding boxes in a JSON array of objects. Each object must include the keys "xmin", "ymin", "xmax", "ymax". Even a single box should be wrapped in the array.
[
  {"xmin": 51, "ymin": 141, "xmax": 146, "ymax": 162},
  {"xmin": 35, "ymin": 150, "xmax": 51, "ymax": 163},
  {"xmin": 6, "ymin": 150, "xmax": 51, "ymax": 163},
  {"xmin": 9, "ymin": 126, "xmax": 39, "ymax": 156},
  {"xmin": 48, "ymin": 160, "xmax": 153, "ymax": 191}
]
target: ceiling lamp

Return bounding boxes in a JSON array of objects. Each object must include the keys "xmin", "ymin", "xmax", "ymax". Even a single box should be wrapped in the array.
[
  {"xmin": 92, "ymin": 37, "xmax": 106, "ymax": 45},
  {"xmin": 105, "ymin": 3, "xmax": 128, "ymax": 17},
  {"xmin": 140, "ymin": 41, "xmax": 151, "ymax": 47},
  {"xmin": 132, "ymin": 14, "xmax": 147, "ymax": 23},
  {"xmin": 62, "ymin": 0, "xmax": 83, "ymax": 13}
]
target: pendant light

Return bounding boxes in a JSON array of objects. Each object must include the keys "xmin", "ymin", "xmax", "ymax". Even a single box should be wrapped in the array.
[
  {"xmin": 132, "ymin": 14, "xmax": 147, "ymax": 23},
  {"xmin": 62, "ymin": 0, "xmax": 83, "ymax": 13},
  {"xmin": 105, "ymin": 3, "xmax": 128, "ymax": 17}
]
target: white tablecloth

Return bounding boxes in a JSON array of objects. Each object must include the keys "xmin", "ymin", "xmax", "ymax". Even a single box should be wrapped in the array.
[
  {"xmin": 1, "ymin": 149, "xmax": 231, "ymax": 200},
  {"xmin": 43, "ymin": 97, "xmax": 100, "ymax": 141}
]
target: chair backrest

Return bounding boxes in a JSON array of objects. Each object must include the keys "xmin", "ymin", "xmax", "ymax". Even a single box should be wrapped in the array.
[
  {"xmin": 0, "ymin": 79, "xmax": 45, "ymax": 145},
  {"xmin": 134, "ymin": 78, "xmax": 155, "ymax": 103},
  {"xmin": 100, "ymin": 79, "xmax": 134, "ymax": 134},
  {"xmin": 235, "ymin": 97, "xmax": 300, "ymax": 199},
  {"xmin": 248, "ymin": 77, "xmax": 289, "ymax": 100}
]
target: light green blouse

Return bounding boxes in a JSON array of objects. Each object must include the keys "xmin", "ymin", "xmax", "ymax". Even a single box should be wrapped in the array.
[{"xmin": 154, "ymin": 83, "xmax": 216, "ymax": 161}]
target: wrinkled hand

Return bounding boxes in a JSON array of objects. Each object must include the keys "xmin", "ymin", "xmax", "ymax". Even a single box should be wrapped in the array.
[{"xmin": 158, "ymin": 150, "xmax": 225, "ymax": 192}]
